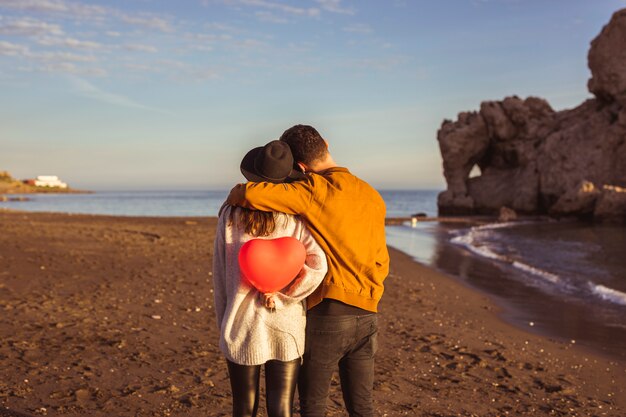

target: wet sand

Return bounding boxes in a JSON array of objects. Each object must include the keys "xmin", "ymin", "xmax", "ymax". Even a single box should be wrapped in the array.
[{"xmin": 1, "ymin": 211, "xmax": 625, "ymax": 416}]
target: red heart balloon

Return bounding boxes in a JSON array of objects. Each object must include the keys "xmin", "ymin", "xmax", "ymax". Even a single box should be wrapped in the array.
[{"xmin": 238, "ymin": 237, "xmax": 306, "ymax": 293}]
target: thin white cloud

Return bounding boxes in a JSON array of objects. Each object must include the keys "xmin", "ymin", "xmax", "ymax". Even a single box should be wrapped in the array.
[
  {"xmin": 315, "ymin": 0, "xmax": 354, "ymax": 15},
  {"xmin": 0, "ymin": 0, "xmax": 364, "ymax": 82},
  {"xmin": 44, "ymin": 61, "xmax": 78, "ymax": 72},
  {"xmin": 0, "ymin": 0, "xmax": 107, "ymax": 19},
  {"xmin": 219, "ymin": 0, "xmax": 353, "ymax": 16},
  {"xmin": 0, "ymin": 0, "xmax": 67, "ymax": 14},
  {"xmin": 182, "ymin": 32, "xmax": 232, "ymax": 53},
  {"xmin": 15, "ymin": 46, "xmax": 104, "ymax": 75},
  {"xmin": 223, "ymin": 0, "xmax": 320, "ymax": 17},
  {"xmin": 121, "ymin": 14, "xmax": 174, "ymax": 33},
  {"xmin": 37, "ymin": 36, "xmax": 104, "ymax": 50},
  {"xmin": 124, "ymin": 43, "xmax": 158, "ymax": 53},
  {"xmin": 0, "ymin": 40, "xmax": 29, "ymax": 56},
  {"xmin": 234, "ymin": 38, "xmax": 268, "ymax": 49},
  {"xmin": 343, "ymin": 23, "xmax": 372, "ymax": 34},
  {"xmin": 70, "ymin": 77, "xmax": 170, "ymax": 113},
  {"xmin": 204, "ymin": 22, "xmax": 240, "ymax": 33},
  {"xmin": 42, "ymin": 62, "xmax": 107, "ymax": 77},
  {"xmin": 184, "ymin": 43, "xmax": 214, "ymax": 52},
  {"xmin": 185, "ymin": 30, "xmax": 261, "ymax": 52},
  {"xmin": 190, "ymin": 32, "xmax": 233, "ymax": 42},
  {"xmin": 19, "ymin": 61, "xmax": 107, "ymax": 76},
  {"xmin": 0, "ymin": 39, "xmax": 99, "ymax": 67},
  {"xmin": 0, "ymin": 0, "xmax": 180, "ymax": 41},
  {"xmin": 255, "ymin": 11, "xmax": 288, "ymax": 24},
  {"xmin": 470, "ymin": 0, "xmax": 519, "ymax": 5},
  {"xmin": 35, "ymin": 50, "xmax": 97, "ymax": 62},
  {"xmin": 0, "ymin": 17, "xmax": 63, "ymax": 36}
]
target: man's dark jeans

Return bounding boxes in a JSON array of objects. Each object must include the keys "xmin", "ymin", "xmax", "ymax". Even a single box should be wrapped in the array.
[{"xmin": 298, "ymin": 313, "xmax": 378, "ymax": 417}]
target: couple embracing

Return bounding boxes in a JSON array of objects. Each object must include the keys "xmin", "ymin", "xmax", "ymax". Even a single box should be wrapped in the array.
[{"xmin": 213, "ymin": 124, "xmax": 390, "ymax": 417}]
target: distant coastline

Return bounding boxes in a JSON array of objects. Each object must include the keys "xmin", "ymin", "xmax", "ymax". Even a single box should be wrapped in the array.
[
  {"xmin": 0, "ymin": 171, "xmax": 90, "ymax": 196},
  {"xmin": 0, "ymin": 185, "xmax": 90, "ymax": 195}
]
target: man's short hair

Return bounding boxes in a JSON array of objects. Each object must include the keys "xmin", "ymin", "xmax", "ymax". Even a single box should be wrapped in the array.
[{"xmin": 279, "ymin": 124, "xmax": 327, "ymax": 166}]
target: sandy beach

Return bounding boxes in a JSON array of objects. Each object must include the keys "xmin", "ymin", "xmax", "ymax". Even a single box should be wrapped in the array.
[{"xmin": 1, "ymin": 211, "xmax": 625, "ymax": 416}]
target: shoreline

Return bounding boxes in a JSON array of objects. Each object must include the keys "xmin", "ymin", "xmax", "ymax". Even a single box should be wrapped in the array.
[
  {"xmin": 1, "ymin": 211, "xmax": 625, "ymax": 416},
  {"xmin": 0, "ymin": 185, "xmax": 91, "ymax": 195},
  {"xmin": 386, "ymin": 217, "xmax": 626, "ymax": 363}
]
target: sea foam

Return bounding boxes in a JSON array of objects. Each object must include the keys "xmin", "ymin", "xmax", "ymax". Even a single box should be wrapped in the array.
[
  {"xmin": 452, "ymin": 222, "xmax": 626, "ymax": 307},
  {"xmin": 590, "ymin": 284, "xmax": 626, "ymax": 306},
  {"xmin": 450, "ymin": 222, "xmax": 563, "ymax": 286}
]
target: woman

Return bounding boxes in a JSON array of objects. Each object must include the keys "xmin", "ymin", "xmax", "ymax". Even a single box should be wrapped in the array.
[{"xmin": 212, "ymin": 140, "xmax": 327, "ymax": 417}]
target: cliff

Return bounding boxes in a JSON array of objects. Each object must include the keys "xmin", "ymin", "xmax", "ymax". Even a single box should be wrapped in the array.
[{"xmin": 437, "ymin": 9, "xmax": 626, "ymax": 222}]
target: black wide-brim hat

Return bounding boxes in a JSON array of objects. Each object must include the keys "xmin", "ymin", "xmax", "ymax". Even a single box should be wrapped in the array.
[{"xmin": 240, "ymin": 140, "xmax": 305, "ymax": 183}]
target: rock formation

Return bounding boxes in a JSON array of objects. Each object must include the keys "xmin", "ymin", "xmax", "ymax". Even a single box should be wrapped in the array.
[{"xmin": 437, "ymin": 9, "xmax": 626, "ymax": 222}]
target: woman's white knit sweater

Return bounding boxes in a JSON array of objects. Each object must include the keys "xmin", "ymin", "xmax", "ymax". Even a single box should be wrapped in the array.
[{"xmin": 212, "ymin": 206, "xmax": 327, "ymax": 366}]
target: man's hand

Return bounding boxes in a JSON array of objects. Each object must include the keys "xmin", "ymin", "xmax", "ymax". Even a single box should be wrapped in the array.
[{"xmin": 226, "ymin": 183, "xmax": 246, "ymax": 206}]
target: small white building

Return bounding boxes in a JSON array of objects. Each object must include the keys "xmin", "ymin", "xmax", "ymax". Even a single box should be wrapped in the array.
[{"xmin": 34, "ymin": 175, "xmax": 68, "ymax": 188}]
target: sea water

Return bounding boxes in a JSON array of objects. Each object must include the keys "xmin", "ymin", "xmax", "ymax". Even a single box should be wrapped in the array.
[
  {"xmin": 0, "ymin": 190, "xmax": 230, "ymax": 217},
  {"xmin": 0, "ymin": 189, "xmax": 439, "ymax": 218},
  {"xmin": 449, "ymin": 221, "xmax": 626, "ymax": 307},
  {"xmin": 386, "ymin": 219, "xmax": 626, "ymax": 359}
]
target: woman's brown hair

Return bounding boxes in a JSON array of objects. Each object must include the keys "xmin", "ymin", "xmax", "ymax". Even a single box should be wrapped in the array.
[{"xmin": 229, "ymin": 207, "xmax": 277, "ymax": 237}]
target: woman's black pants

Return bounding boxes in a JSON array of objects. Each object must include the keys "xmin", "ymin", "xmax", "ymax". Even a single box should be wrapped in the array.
[{"xmin": 226, "ymin": 358, "xmax": 300, "ymax": 417}]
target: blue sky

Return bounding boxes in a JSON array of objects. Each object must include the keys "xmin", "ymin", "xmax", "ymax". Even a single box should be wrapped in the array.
[{"xmin": 1, "ymin": 0, "xmax": 624, "ymax": 190}]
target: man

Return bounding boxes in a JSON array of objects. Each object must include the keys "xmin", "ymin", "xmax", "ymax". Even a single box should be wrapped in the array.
[{"xmin": 227, "ymin": 124, "xmax": 389, "ymax": 417}]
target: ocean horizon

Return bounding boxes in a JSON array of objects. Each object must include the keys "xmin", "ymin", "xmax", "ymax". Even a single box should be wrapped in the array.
[{"xmin": 0, "ymin": 189, "xmax": 441, "ymax": 218}]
